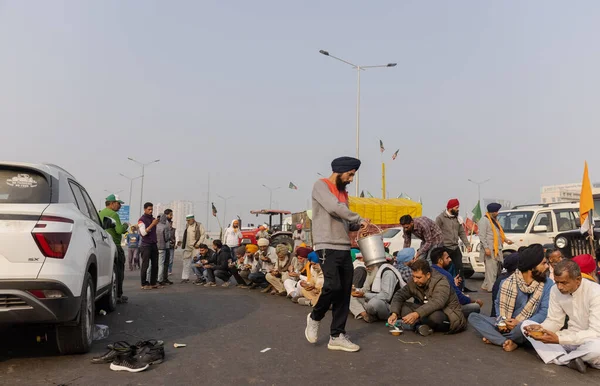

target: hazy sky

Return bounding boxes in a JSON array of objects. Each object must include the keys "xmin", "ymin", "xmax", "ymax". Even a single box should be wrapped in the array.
[{"xmin": 2, "ymin": 1, "xmax": 599, "ymax": 230}]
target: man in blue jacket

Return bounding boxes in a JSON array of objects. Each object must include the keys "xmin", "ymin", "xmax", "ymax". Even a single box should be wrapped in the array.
[
  {"xmin": 468, "ymin": 244, "xmax": 553, "ymax": 352},
  {"xmin": 430, "ymin": 247, "xmax": 483, "ymax": 318}
]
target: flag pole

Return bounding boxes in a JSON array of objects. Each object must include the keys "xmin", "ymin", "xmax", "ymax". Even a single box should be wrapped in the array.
[{"xmin": 589, "ymin": 209, "xmax": 596, "ymax": 258}]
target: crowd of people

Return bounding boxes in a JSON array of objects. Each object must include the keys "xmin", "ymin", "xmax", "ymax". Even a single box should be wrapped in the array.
[{"xmin": 99, "ymin": 155, "xmax": 600, "ymax": 374}]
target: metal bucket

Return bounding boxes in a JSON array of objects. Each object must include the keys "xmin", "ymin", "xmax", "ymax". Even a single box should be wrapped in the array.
[{"xmin": 357, "ymin": 232, "xmax": 386, "ymax": 266}]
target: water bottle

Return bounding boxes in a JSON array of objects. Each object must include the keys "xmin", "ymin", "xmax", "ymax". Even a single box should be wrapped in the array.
[{"xmin": 93, "ymin": 324, "xmax": 110, "ymax": 341}]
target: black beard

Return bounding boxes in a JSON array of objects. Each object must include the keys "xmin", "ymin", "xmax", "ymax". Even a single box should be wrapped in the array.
[
  {"xmin": 335, "ymin": 175, "xmax": 349, "ymax": 191},
  {"xmin": 532, "ymin": 269, "xmax": 547, "ymax": 283}
]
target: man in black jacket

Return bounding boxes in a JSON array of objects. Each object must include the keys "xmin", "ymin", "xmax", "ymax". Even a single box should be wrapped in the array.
[{"xmin": 205, "ymin": 240, "xmax": 233, "ymax": 287}]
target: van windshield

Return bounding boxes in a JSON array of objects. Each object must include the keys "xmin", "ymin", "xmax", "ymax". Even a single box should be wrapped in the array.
[
  {"xmin": 0, "ymin": 167, "xmax": 51, "ymax": 204},
  {"xmin": 496, "ymin": 211, "xmax": 534, "ymax": 234}
]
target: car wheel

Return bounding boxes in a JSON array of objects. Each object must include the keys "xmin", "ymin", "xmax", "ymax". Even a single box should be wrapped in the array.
[
  {"xmin": 463, "ymin": 269, "xmax": 474, "ymax": 279},
  {"xmin": 97, "ymin": 265, "xmax": 117, "ymax": 313},
  {"xmin": 56, "ymin": 272, "xmax": 94, "ymax": 354}
]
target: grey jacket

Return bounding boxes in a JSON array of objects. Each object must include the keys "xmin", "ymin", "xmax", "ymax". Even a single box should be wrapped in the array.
[
  {"xmin": 478, "ymin": 215, "xmax": 503, "ymax": 259},
  {"xmin": 435, "ymin": 211, "xmax": 470, "ymax": 250},
  {"xmin": 311, "ymin": 179, "xmax": 362, "ymax": 251},
  {"xmin": 390, "ymin": 269, "xmax": 467, "ymax": 333},
  {"xmin": 156, "ymin": 215, "xmax": 173, "ymax": 250}
]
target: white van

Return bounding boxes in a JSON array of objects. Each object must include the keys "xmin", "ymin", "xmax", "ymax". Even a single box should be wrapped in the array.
[{"xmin": 464, "ymin": 202, "xmax": 580, "ymax": 261}]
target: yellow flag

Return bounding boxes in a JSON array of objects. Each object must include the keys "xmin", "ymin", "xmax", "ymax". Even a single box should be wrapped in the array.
[{"xmin": 580, "ymin": 161, "xmax": 594, "ymax": 234}]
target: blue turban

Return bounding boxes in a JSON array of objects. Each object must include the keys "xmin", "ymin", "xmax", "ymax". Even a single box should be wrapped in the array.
[
  {"xmin": 331, "ymin": 156, "xmax": 361, "ymax": 173},
  {"xmin": 396, "ymin": 248, "xmax": 415, "ymax": 263},
  {"xmin": 307, "ymin": 251, "xmax": 320, "ymax": 264},
  {"xmin": 487, "ymin": 203, "xmax": 502, "ymax": 213}
]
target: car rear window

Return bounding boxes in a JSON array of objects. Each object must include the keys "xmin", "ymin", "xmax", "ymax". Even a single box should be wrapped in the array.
[{"xmin": 0, "ymin": 168, "xmax": 51, "ymax": 204}]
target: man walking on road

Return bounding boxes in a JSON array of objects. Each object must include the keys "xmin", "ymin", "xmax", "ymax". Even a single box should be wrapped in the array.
[
  {"xmin": 99, "ymin": 194, "xmax": 129, "ymax": 303},
  {"xmin": 138, "ymin": 202, "xmax": 161, "ymax": 289},
  {"xmin": 181, "ymin": 214, "xmax": 206, "ymax": 283},
  {"xmin": 305, "ymin": 156, "xmax": 368, "ymax": 352},
  {"xmin": 435, "ymin": 199, "xmax": 472, "ymax": 291},
  {"xmin": 479, "ymin": 203, "xmax": 513, "ymax": 292}
]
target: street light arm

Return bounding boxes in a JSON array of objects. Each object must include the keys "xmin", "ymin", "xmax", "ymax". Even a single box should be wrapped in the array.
[
  {"xmin": 361, "ymin": 63, "xmax": 397, "ymax": 69},
  {"xmin": 319, "ymin": 50, "xmax": 358, "ymax": 68}
]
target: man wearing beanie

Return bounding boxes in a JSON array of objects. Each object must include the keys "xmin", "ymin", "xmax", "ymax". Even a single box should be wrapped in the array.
[
  {"xmin": 469, "ymin": 244, "xmax": 553, "ymax": 352},
  {"xmin": 478, "ymin": 203, "xmax": 514, "ymax": 292},
  {"xmin": 305, "ymin": 156, "xmax": 369, "ymax": 352},
  {"xmin": 436, "ymin": 198, "xmax": 471, "ymax": 291}
]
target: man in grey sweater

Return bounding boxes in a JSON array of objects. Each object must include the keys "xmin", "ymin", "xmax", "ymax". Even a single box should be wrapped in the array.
[{"xmin": 305, "ymin": 156, "xmax": 368, "ymax": 353}]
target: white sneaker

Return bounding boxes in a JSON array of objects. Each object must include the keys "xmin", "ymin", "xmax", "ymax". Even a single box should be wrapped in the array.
[
  {"xmin": 305, "ymin": 313, "xmax": 319, "ymax": 344},
  {"xmin": 327, "ymin": 333, "xmax": 360, "ymax": 352}
]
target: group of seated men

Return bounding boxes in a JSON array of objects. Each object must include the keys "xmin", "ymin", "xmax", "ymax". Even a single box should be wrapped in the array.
[
  {"xmin": 189, "ymin": 238, "xmax": 324, "ymax": 307},
  {"xmin": 188, "ymin": 237, "xmax": 600, "ymax": 374}
]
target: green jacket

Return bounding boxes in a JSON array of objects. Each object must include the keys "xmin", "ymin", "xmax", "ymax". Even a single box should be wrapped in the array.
[{"xmin": 98, "ymin": 208, "xmax": 128, "ymax": 246}]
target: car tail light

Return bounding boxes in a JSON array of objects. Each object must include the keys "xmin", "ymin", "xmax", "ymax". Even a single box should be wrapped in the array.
[
  {"xmin": 27, "ymin": 290, "xmax": 65, "ymax": 299},
  {"xmin": 383, "ymin": 242, "xmax": 390, "ymax": 248},
  {"xmin": 32, "ymin": 216, "xmax": 73, "ymax": 259}
]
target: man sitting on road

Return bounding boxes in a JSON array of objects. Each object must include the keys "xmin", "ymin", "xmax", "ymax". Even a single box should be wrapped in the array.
[
  {"xmin": 265, "ymin": 244, "xmax": 292, "ymax": 296},
  {"xmin": 522, "ymin": 259, "xmax": 600, "ymax": 373},
  {"xmin": 399, "ymin": 215, "xmax": 443, "ymax": 264},
  {"xmin": 256, "ymin": 225, "xmax": 269, "ymax": 241},
  {"xmin": 572, "ymin": 254, "xmax": 598, "ymax": 283},
  {"xmin": 350, "ymin": 257, "xmax": 406, "ymax": 323},
  {"xmin": 284, "ymin": 247, "xmax": 313, "ymax": 301},
  {"xmin": 256, "ymin": 238, "xmax": 277, "ymax": 293},
  {"xmin": 470, "ymin": 244, "xmax": 552, "ymax": 352},
  {"xmin": 388, "ymin": 259, "xmax": 467, "ymax": 336},
  {"xmin": 490, "ymin": 252, "xmax": 519, "ymax": 318},
  {"xmin": 430, "ymin": 247, "xmax": 483, "ymax": 318},
  {"xmin": 297, "ymin": 251, "xmax": 325, "ymax": 307},
  {"xmin": 192, "ymin": 244, "xmax": 214, "ymax": 285},
  {"xmin": 204, "ymin": 240, "xmax": 233, "ymax": 287},
  {"xmin": 393, "ymin": 248, "xmax": 415, "ymax": 284},
  {"xmin": 547, "ymin": 248, "xmax": 564, "ymax": 281}
]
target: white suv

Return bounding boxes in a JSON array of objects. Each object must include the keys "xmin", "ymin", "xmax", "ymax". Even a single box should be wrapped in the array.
[
  {"xmin": 464, "ymin": 202, "xmax": 580, "ymax": 262},
  {"xmin": 0, "ymin": 162, "xmax": 117, "ymax": 354}
]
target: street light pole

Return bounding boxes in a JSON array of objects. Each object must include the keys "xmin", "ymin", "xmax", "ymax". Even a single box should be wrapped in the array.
[
  {"xmin": 119, "ymin": 173, "xmax": 143, "ymax": 216},
  {"xmin": 262, "ymin": 184, "xmax": 281, "ymax": 209},
  {"xmin": 319, "ymin": 50, "xmax": 396, "ymax": 197},
  {"xmin": 468, "ymin": 178, "xmax": 491, "ymax": 207},
  {"xmin": 128, "ymin": 157, "xmax": 160, "ymax": 216},
  {"xmin": 217, "ymin": 195, "xmax": 234, "ymax": 228}
]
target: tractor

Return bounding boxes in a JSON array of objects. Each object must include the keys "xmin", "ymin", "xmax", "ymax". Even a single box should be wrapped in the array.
[{"xmin": 241, "ymin": 210, "xmax": 294, "ymax": 250}]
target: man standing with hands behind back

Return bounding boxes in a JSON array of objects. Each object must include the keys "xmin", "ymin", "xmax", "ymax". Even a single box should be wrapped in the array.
[
  {"xmin": 304, "ymin": 156, "xmax": 369, "ymax": 353},
  {"xmin": 479, "ymin": 203, "xmax": 513, "ymax": 292}
]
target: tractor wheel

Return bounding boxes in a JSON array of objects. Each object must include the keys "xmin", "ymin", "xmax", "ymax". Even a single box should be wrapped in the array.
[{"xmin": 271, "ymin": 235, "xmax": 294, "ymax": 252}]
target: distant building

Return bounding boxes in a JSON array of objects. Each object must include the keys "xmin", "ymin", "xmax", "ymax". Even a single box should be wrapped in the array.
[
  {"xmin": 540, "ymin": 183, "xmax": 600, "ymax": 204},
  {"xmin": 169, "ymin": 200, "xmax": 194, "ymax": 242}
]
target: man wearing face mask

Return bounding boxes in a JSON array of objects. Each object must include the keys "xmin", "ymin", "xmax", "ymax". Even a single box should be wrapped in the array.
[{"xmin": 436, "ymin": 199, "xmax": 471, "ymax": 291}]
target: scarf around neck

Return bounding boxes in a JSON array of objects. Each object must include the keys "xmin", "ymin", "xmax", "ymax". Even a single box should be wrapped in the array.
[
  {"xmin": 486, "ymin": 212, "xmax": 506, "ymax": 257},
  {"xmin": 499, "ymin": 270, "xmax": 545, "ymax": 322}
]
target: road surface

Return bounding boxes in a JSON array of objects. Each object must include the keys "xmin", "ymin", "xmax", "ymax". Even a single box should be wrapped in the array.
[{"xmin": 0, "ymin": 260, "xmax": 596, "ymax": 385}]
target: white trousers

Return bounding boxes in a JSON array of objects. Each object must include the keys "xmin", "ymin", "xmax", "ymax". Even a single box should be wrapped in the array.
[
  {"xmin": 284, "ymin": 275, "xmax": 306, "ymax": 296},
  {"xmin": 182, "ymin": 257, "xmax": 193, "ymax": 280},
  {"xmin": 521, "ymin": 320, "xmax": 600, "ymax": 369}
]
